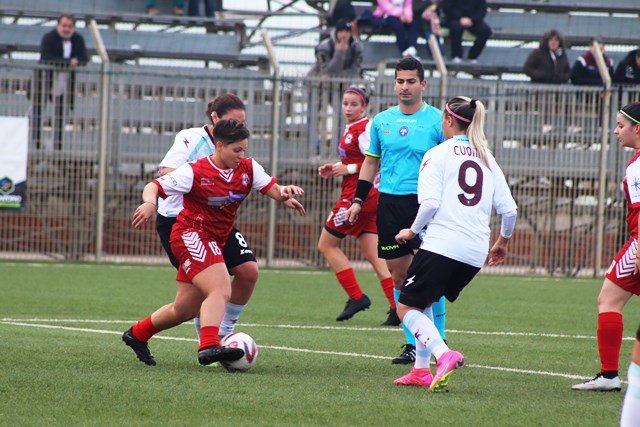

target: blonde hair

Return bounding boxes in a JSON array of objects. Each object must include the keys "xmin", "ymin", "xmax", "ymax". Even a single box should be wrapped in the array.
[{"xmin": 444, "ymin": 96, "xmax": 491, "ymax": 170}]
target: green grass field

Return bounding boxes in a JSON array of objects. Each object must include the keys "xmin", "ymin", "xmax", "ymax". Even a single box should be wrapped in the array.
[{"xmin": 1, "ymin": 261, "xmax": 638, "ymax": 426}]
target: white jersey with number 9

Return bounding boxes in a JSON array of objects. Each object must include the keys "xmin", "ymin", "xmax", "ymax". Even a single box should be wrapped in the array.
[{"xmin": 417, "ymin": 135, "xmax": 517, "ymax": 267}]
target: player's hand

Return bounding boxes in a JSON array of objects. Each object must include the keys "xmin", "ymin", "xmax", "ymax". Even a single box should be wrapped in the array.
[
  {"xmin": 318, "ymin": 163, "xmax": 335, "ymax": 178},
  {"xmin": 335, "ymin": 38, "xmax": 349, "ymax": 50},
  {"xmin": 345, "ymin": 202, "xmax": 362, "ymax": 223},
  {"xmin": 488, "ymin": 237, "xmax": 509, "ymax": 266},
  {"xmin": 395, "ymin": 228, "xmax": 415, "ymax": 245},
  {"xmin": 460, "ymin": 17, "xmax": 472, "ymax": 27},
  {"xmin": 131, "ymin": 202, "xmax": 156, "ymax": 229},
  {"xmin": 282, "ymin": 198, "xmax": 306, "ymax": 216},
  {"xmin": 280, "ymin": 185, "xmax": 304, "ymax": 199}
]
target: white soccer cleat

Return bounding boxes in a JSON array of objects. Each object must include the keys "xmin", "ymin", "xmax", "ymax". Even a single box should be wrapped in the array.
[{"xmin": 571, "ymin": 373, "xmax": 621, "ymax": 391}]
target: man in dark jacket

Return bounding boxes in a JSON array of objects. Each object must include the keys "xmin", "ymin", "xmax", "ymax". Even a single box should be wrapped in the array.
[
  {"xmin": 441, "ymin": 0, "xmax": 492, "ymax": 63},
  {"xmin": 613, "ymin": 48, "xmax": 640, "ymax": 84},
  {"xmin": 32, "ymin": 14, "xmax": 88, "ymax": 150},
  {"xmin": 524, "ymin": 29, "xmax": 571, "ymax": 84},
  {"xmin": 570, "ymin": 37, "xmax": 614, "ymax": 86},
  {"xmin": 307, "ymin": 19, "xmax": 363, "ymax": 77}
]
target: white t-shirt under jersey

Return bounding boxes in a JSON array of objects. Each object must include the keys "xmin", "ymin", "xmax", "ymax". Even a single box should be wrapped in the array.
[
  {"xmin": 157, "ymin": 125, "xmax": 214, "ymax": 218},
  {"xmin": 417, "ymin": 135, "xmax": 517, "ymax": 267}
]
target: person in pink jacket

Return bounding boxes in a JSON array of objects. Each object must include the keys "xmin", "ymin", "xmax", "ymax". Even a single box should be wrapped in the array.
[{"xmin": 373, "ymin": 0, "xmax": 420, "ymax": 58}]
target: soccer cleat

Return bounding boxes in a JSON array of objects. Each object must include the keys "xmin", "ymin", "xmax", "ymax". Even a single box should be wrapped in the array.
[
  {"xmin": 336, "ymin": 294, "xmax": 371, "ymax": 321},
  {"xmin": 571, "ymin": 374, "xmax": 621, "ymax": 391},
  {"xmin": 122, "ymin": 328, "xmax": 156, "ymax": 366},
  {"xmin": 394, "ymin": 368, "xmax": 433, "ymax": 387},
  {"xmin": 198, "ymin": 345, "xmax": 244, "ymax": 366},
  {"xmin": 381, "ymin": 308, "xmax": 401, "ymax": 326},
  {"xmin": 429, "ymin": 350, "xmax": 464, "ymax": 392},
  {"xmin": 391, "ymin": 344, "xmax": 416, "ymax": 365}
]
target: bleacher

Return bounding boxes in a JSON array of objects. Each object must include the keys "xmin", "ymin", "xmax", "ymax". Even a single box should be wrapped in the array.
[
  {"xmin": 0, "ymin": 0, "xmax": 268, "ymax": 69},
  {"xmin": 347, "ymin": 0, "xmax": 639, "ymax": 77}
]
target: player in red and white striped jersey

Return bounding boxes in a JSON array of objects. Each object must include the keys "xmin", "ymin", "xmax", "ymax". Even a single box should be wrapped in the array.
[
  {"xmin": 123, "ymin": 120, "xmax": 305, "ymax": 367},
  {"xmin": 573, "ymin": 102, "xmax": 640, "ymax": 392}
]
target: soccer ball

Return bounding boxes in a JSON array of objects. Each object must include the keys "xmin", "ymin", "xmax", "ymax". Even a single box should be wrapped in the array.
[{"xmin": 221, "ymin": 332, "xmax": 258, "ymax": 372}]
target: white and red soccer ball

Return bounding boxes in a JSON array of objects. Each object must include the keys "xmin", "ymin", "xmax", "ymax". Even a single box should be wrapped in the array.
[{"xmin": 221, "ymin": 332, "xmax": 258, "ymax": 372}]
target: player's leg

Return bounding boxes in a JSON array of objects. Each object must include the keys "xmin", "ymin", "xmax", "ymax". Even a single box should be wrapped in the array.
[
  {"xmin": 191, "ymin": 263, "xmax": 245, "ymax": 365},
  {"xmin": 432, "ymin": 296, "xmax": 447, "ymax": 342},
  {"xmin": 394, "ymin": 304, "xmax": 433, "ymax": 388},
  {"xmin": 221, "ymin": 227, "xmax": 259, "ymax": 337},
  {"xmin": 318, "ymin": 222, "xmax": 370, "ymax": 322},
  {"xmin": 357, "ymin": 232, "xmax": 395, "ymax": 324},
  {"xmin": 123, "ymin": 280, "xmax": 203, "ymax": 365},
  {"xmin": 573, "ymin": 278, "xmax": 632, "ymax": 391},
  {"xmin": 620, "ymin": 326, "xmax": 640, "ymax": 426}
]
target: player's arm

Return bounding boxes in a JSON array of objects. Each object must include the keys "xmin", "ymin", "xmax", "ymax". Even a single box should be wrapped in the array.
[
  {"xmin": 395, "ymin": 198, "xmax": 439, "ymax": 244},
  {"xmin": 159, "ymin": 167, "xmax": 176, "ymax": 176},
  {"xmin": 264, "ymin": 184, "xmax": 306, "ymax": 216},
  {"xmin": 132, "ymin": 182, "xmax": 161, "ymax": 229},
  {"xmin": 487, "ymin": 210, "xmax": 517, "ymax": 266},
  {"xmin": 345, "ymin": 154, "xmax": 379, "ymax": 223}
]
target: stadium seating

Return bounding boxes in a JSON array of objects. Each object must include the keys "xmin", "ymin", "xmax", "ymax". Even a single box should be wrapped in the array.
[
  {"xmin": 0, "ymin": 23, "xmax": 268, "ymax": 70},
  {"xmin": 487, "ymin": 0, "xmax": 640, "ymax": 14},
  {"xmin": 0, "ymin": 0, "xmax": 247, "ymax": 45}
]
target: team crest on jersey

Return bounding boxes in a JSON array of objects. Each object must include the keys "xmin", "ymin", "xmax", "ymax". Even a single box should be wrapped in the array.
[
  {"xmin": 242, "ymin": 173, "xmax": 249, "ymax": 186},
  {"xmin": 200, "ymin": 178, "xmax": 215, "ymax": 186},
  {"xmin": 398, "ymin": 126, "xmax": 409, "ymax": 137},
  {"xmin": 345, "ymin": 133, "xmax": 353, "ymax": 144}
]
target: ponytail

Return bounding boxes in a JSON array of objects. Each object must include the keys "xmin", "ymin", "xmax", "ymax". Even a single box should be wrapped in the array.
[{"xmin": 444, "ymin": 96, "xmax": 491, "ymax": 170}]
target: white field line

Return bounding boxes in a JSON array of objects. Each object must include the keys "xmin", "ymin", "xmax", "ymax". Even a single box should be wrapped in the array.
[
  {"xmin": 1, "ymin": 317, "xmax": 636, "ymax": 341},
  {"xmin": 0, "ymin": 319, "xmax": 623, "ymax": 382}
]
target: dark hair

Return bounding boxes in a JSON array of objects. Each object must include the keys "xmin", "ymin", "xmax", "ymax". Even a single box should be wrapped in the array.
[
  {"xmin": 212, "ymin": 120, "xmax": 250, "ymax": 145},
  {"xmin": 206, "ymin": 94, "xmax": 245, "ymax": 124},
  {"xmin": 620, "ymin": 102, "xmax": 640, "ymax": 125},
  {"xmin": 395, "ymin": 56, "xmax": 425, "ymax": 81},
  {"xmin": 57, "ymin": 14, "xmax": 76, "ymax": 25},
  {"xmin": 343, "ymin": 85, "xmax": 369, "ymax": 105}
]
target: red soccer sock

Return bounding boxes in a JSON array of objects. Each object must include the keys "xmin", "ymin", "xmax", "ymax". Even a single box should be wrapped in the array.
[
  {"xmin": 336, "ymin": 268, "xmax": 363, "ymax": 300},
  {"xmin": 131, "ymin": 316, "xmax": 160, "ymax": 343},
  {"xmin": 198, "ymin": 326, "xmax": 221, "ymax": 351},
  {"xmin": 597, "ymin": 311, "xmax": 623, "ymax": 373},
  {"xmin": 379, "ymin": 277, "xmax": 396, "ymax": 308}
]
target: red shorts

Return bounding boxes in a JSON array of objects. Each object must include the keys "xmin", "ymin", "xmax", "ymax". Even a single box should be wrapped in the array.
[
  {"xmin": 605, "ymin": 238, "xmax": 640, "ymax": 295},
  {"xmin": 170, "ymin": 228, "xmax": 226, "ymax": 283},
  {"xmin": 324, "ymin": 192, "xmax": 379, "ymax": 238}
]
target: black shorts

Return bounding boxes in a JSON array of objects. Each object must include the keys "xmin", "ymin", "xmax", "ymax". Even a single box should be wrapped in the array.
[
  {"xmin": 376, "ymin": 193, "xmax": 421, "ymax": 259},
  {"xmin": 156, "ymin": 214, "xmax": 257, "ymax": 271},
  {"xmin": 398, "ymin": 250, "xmax": 480, "ymax": 310}
]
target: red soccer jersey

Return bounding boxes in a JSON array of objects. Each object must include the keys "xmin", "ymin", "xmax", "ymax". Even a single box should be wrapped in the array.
[
  {"xmin": 337, "ymin": 117, "xmax": 379, "ymax": 200},
  {"xmin": 623, "ymin": 150, "xmax": 640, "ymax": 239},
  {"xmin": 154, "ymin": 156, "xmax": 276, "ymax": 243}
]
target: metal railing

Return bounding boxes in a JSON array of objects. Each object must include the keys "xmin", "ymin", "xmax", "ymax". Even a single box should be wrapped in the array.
[{"xmin": 0, "ymin": 58, "xmax": 638, "ymax": 276}]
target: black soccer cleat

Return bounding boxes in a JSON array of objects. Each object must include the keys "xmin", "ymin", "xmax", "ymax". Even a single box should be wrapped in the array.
[
  {"xmin": 336, "ymin": 294, "xmax": 372, "ymax": 321},
  {"xmin": 198, "ymin": 345, "xmax": 245, "ymax": 366},
  {"xmin": 122, "ymin": 328, "xmax": 157, "ymax": 366},
  {"xmin": 381, "ymin": 307, "xmax": 401, "ymax": 326},
  {"xmin": 391, "ymin": 344, "xmax": 416, "ymax": 365}
]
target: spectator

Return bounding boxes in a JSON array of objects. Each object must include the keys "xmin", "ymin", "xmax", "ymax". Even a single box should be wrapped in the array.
[
  {"xmin": 441, "ymin": 0, "xmax": 492, "ymax": 63},
  {"xmin": 523, "ymin": 29, "xmax": 571, "ymax": 84},
  {"xmin": 31, "ymin": 14, "xmax": 88, "ymax": 151},
  {"xmin": 413, "ymin": 0, "xmax": 444, "ymax": 59},
  {"xmin": 571, "ymin": 37, "xmax": 614, "ymax": 86},
  {"xmin": 326, "ymin": 0, "xmax": 356, "ymax": 27},
  {"xmin": 146, "ymin": 0, "xmax": 184, "ymax": 15},
  {"xmin": 370, "ymin": 0, "xmax": 421, "ymax": 58},
  {"xmin": 308, "ymin": 20, "xmax": 363, "ymax": 77},
  {"xmin": 613, "ymin": 48, "xmax": 640, "ymax": 84},
  {"xmin": 188, "ymin": 0, "xmax": 216, "ymax": 17}
]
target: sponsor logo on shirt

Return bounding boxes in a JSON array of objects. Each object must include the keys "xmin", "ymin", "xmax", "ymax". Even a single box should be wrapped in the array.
[
  {"xmin": 242, "ymin": 173, "xmax": 249, "ymax": 187},
  {"xmin": 201, "ymin": 178, "xmax": 215, "ymax": 186},
  {"xmin": 345, "ymin": 134, "xmax": 353, "ymax": 144},
  {"xmin": 208, "ymin": 191, "xmax": 247, "ymax": 207},
  {"xmin": 396, "ymin": 118, "xmax": 417, "ymax": 123},
  {"xmin": 398, "ymin": 126, "xmax": 409, "ymax": 137}
]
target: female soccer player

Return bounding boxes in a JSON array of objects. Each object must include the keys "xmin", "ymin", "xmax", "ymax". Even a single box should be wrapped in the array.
[
  {"xmin": 620, "ymin": 323, "xmax": 640, "ymax": 425},
  {"xmin": 393, "ymin": 96, "xmax": 517, "ymax": 392},
  {"xmin": 123, "ymin": 120, "xmax": 305, "ymax": 366},
  {"xmin": 317, "ymin": 86, "xmax": 396, "ymax": 323},
  {"xmin": 573, "ymin": 102, "xmax": 640, "ymax": 392}
]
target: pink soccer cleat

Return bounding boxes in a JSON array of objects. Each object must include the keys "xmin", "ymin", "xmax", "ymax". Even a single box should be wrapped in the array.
[
  {"xmin": 394, "ymin": 368, "xmax": 433, "ymax": 387},
  {"xmin": 429, "ymin": 350, "xmax": 464, "ymax": 392}
]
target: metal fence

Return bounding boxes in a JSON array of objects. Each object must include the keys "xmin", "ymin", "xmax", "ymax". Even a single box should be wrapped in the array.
[{"xmin": 1, "ymin": 59, "xmax": 638, "ymax": 276}]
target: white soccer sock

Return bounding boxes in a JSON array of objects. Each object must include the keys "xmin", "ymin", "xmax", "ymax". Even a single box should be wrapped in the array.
[
  {"xmin": 403, "ymin": 309, "xmax": 449, "ymax": 360},
  {"xmin": 219, "ymin": 302, "xmax": 246, "ymax": 337},
  {"xmin": 620, "ymin": 361, "xmax": 640, "ymax": 427}
]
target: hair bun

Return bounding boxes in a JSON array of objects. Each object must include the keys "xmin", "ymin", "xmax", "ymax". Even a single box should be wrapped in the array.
[{"xmin": 470, "ymin": 99, "xmax": 477, "ymax": 108}]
